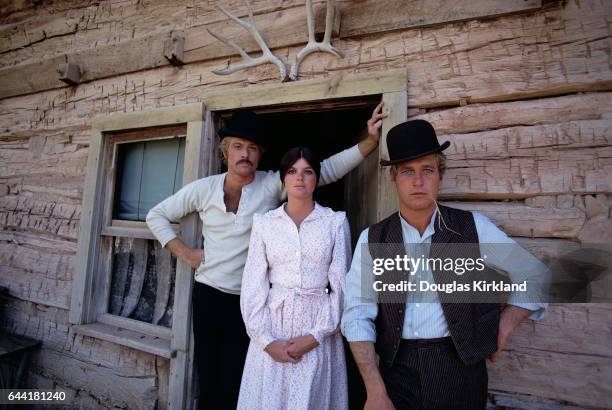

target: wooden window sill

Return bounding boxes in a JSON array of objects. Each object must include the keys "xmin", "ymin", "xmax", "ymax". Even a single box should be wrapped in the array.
[{"xmin": 73, "ymin": 323, "xmax": 172, "ymax": 359}]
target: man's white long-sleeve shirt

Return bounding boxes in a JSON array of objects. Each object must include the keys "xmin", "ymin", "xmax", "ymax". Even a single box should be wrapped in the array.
[{"xmin": 146, "ymin": 145, "xmax": 363, "ymax": 294}]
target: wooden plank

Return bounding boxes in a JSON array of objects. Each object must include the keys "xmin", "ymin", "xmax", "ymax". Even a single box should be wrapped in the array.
[
  {"xmin": 31, "ymin": 343, "xmax": 160, "ymax": 409},
  {"xmin": 101, "ymin": 226, "xmax": 158, "ymax": 240},
  {"xmin": 1, "ymin": 0, "xmax": 610, "ymax": 134},
  {"xmin": 0, "ymin": 0, "xmax": 542, "ymax": 99},
  {"xmin": 442, "ymin": 201, "xmax": 586, "ymax": 239},
  {"xmin": 204, "ymin": 68, "xmax": 407, "ymax": 110},
  {"xmin": 168, "ymin": 118, "xmax": 210, "ymax": 410},
  {"xmin": 487, "ymin": 347, "xmax": 612, "ymax": 408},
  {"xmin": 338, "ymin": 0, "xmax": 542, "ymax": 37},
  {"xmin": 419, "ymin": 95, "xmax": 612, "ymax": 200},
  {"xmin": 182, "ymin": 3, "xmax": 330, "ymax": 65},
  {"xmin": 111, "ymin": 219, "xmax": 180, "ymax": 231},
  {"xmin": 416, "ymin": 93, "xmax": 612, "ymax": 135},
  {"xmin": 69, "ymin": 128, "xmax": 106, "ymax": 324},
  {"xmin": 92, "ymin": 103, "xmax": 205, "ymax": 131},
  {"xmin": 109, "ymin": 125, "xmax": 186, "ymax": 144},
  {"xmin": 345, "ymin": 126, "xmax": 380, "ymax": 246},
  {"xmin": 377, "ymin": 91, "xmax": 406, "ymax": 220},
  {"xmin": 98, "ymin": 313, "xmax": 171, "ymax": 341},
  {"xmin": 0, "ymin": 265, "xmax": 72, "ymax": 310},
  {"xmin": 73, "ymin": 323, "xmax": 171, "ymax": 359}
]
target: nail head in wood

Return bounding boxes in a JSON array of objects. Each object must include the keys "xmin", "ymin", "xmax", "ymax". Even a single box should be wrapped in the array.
[
  {"xmin": 164, "ymin": 37, "xmax": 185, "ymax": 66},
  {"xmin": 58, "ymin": 63, "xmax": 81, "ymax": 85}
]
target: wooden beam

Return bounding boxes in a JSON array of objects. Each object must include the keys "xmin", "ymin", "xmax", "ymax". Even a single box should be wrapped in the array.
[
  {"xmin": 168, "ymin": 118, "xmax": 210, "ymax": 410},
  {"xmin": 69, "ymin": 128, "xmax": 106, "ymax": 324},
  {"xmin": 438, "ymin": 121, "xmax": 612, "ymax": 199},
  {"xmin": 92, "ymin": 102, "xmax": 205, "ymax": 131},
  {"xmin": 98, "ymin": 313, "xmax": 171, "ymax": 340},
  {"xmin": 415, "ymin": 93, "xmax": 612, "ymax": 135},
  {"xmin": 442, "ymin": 201, "xmax": 586, "ymax": 239},
  {"xmin": 205, "ymin": 68, "xmax": 406, "ymax": 110},
  {"xmin": 73, "ymin": 323, "xmax": 172, "ymax": 359},
  {"xmin": 377, "ymin": 91, "xmax": 407, "ymax": 220},
  {"xmin": 2, "ymin": 1, "xmax": 609, "ymax": 135},
  {"xmin": 488, "ymin": 346, "xmax": 612, "ymax": 408},
  {"xmin": 338, "ymin": 0, "xmax": 542, "ymax": 37},
  {"xmin": 0, "ymin": 0, "xmax": 542, "ymax": 99}
]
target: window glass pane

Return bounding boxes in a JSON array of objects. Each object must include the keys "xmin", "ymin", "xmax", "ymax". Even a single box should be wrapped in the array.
[
  {"xmin": 114, "ymin": 142, "xmax": 144, "ymax": 220},
  {"xmin": 140, "ymin": 138, "xmax": 184, "ymax": 220},
  {"xmin": 114, "ymin": 137, "xmax": 185, "ymax": 221}
]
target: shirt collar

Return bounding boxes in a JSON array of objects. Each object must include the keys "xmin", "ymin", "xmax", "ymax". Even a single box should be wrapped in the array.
[
  {"xmin": 398, "ymin": 206, "xmax": 439, "ymax": 242},
  {"xmin": 269, "ymin": 201, "xmax": 330, "ymax": 222}
]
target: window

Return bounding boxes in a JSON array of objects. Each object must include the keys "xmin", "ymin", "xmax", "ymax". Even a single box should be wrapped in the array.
[
  {"xmin": 70, "ymin": 103, "xmax": 210, "ymax": 355},
  {"xmin": 114, "ymin": 137, "xmax": 185, "ymax": 221},
  {"xmin": 101, "ymin": 126, "xmax": 186, "ymax": 329}
]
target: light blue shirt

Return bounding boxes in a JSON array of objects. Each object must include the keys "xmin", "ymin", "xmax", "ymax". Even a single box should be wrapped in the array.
[{"xmin": 341, "ymin": 208, "xmax": 549, "ymax": 342}]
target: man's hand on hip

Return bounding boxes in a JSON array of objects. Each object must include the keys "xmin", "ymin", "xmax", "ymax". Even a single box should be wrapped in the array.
[
  {"xmin": 490, "ymin": 305, "xmax": 532, "ymax": 362},
  {"xmin": 165, "ymin": 237, "xmax": 204, "ymax": 269}
]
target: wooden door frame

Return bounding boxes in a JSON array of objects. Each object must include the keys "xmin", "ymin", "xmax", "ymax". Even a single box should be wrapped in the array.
[{"xmin": 204, "ymin": 67, "xmax": 407, "ymax": 222}]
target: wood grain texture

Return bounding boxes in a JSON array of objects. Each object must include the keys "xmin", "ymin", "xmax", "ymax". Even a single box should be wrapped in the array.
[{"xmin": 0, "ymin": 0, "xmax": 541, "ymax": 98}]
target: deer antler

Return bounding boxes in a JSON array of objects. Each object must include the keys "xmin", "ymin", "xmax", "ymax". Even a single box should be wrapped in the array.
[
  {"xmin": 289, "ymin": 0, "xmax": 344, "ymax": 81},
  {"xmin": 208, "ymin": 0, "xmax": 288, "ymax": 81}
]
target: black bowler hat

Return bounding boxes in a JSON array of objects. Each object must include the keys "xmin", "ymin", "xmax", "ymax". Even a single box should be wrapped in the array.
[
  {"xmin": 379, "ymin": 119, "xmax": 450, "ymax": 166},
  {"xmin": 218, "ymin": 110, "xmax": 266, "ymax": 148}
]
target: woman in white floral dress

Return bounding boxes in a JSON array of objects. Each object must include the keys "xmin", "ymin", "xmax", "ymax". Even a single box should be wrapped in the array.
[{"xmin": 237, "ymin": 147, "xmax": 350, "ymax": 410}]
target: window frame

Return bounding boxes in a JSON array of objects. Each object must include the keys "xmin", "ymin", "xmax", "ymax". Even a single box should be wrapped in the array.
[
  {"xmin": 95, "ymin": 126, "xmax": 186, "ymax": 339},
  {"xmin": 69, "ymin": 105, "xmax": 211, "ymax": 404}
]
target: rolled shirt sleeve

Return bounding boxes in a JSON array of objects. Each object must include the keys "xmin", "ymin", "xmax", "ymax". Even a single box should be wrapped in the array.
[
  {"xmin": 146, "ymin": 179, "xmax": 207, "ymax": 247},
  {"xmin": 341, "ymin": 228, "xmax": 379, "ymax": 342},
  {"xmin": 473, "ymin": 212, "xmax": 550, "ymax": 320}
]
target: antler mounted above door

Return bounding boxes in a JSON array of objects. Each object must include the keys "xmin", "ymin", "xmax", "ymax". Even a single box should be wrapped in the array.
[
  {"xmin": 208, "ymin": 0, "xmax": 344, "ymax": 82},
  {"xmin": 290, "ymin": 0, "xmax": 344, "ymax": 80},
  {"xmin": 207, "ymin": 0, "xmax": 288, "ymax": 81}
]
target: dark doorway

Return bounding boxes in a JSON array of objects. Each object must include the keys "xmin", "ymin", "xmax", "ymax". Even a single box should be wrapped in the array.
[
  {"xmin": 258, "ymin": 105, "xmax": 375, "ymax": 212},
  {"xmin": 220, "ymin": 102, "xmax": 378, "ymax": 214}
]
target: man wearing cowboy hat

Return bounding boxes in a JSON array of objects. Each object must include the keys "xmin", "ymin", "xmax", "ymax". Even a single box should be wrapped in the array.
[
  {"xmin": 146, "ymin": 104, "xmax": 386, "ymax": 409},
  {"xmin": 341, "ymin": 119, "xmax": 549, "ymax": 409}
]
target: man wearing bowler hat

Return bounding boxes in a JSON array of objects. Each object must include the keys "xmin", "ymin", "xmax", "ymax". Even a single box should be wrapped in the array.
[
  {"xmin": 341, "ymin": 119, "xmax": 549, "ymax": 409},
  {"xmin": 146, "ymin": 104, "xmax": 386, "ymax": 409}
]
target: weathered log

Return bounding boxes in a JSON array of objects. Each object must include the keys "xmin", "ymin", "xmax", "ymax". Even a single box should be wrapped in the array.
[
  {"xmin": 488, "ymin": 346, "xmax": 612, "ymax": 408},
  {"xmin": 415, "ymin": 96, "xmax": 612, "ymax": 199},
  {"xmin": 0, "ymin": 0, "xmax": 608, "ymax": 106},
  {"xmin": 441, "ymin": 201, "xmax": 586, "ymax": 239}
]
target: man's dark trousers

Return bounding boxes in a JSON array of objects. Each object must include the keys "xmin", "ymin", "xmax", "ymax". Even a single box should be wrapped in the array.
[
  {"xmin": 380, "ymin": 337, "xmax": 487, "ymax": 410},
  {"xmin": 192, "ymin": 282, "xmax": 250, "ymax": 410}
]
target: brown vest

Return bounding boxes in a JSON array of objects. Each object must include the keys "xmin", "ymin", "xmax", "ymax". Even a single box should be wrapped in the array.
[{"xmin": 368, "ymin": 205, "xmax": 499, "ymax": 366}]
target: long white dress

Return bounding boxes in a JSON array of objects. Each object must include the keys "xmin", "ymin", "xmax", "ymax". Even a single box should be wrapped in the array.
[{"xmin": 237, "ymin": 203, "xmax": 350, "ymax": 410}]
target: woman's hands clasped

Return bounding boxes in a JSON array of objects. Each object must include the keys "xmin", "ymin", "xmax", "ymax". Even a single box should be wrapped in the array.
[{"xmin": 265, "ymin": 334, "xmax": 320, "ymax": 363}]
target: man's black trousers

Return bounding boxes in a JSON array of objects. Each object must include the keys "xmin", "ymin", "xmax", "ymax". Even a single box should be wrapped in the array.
[
  {"xmin": 380, "ymin": 337, "xmax": 488, "ymax": 410},
  {"xmin": 192, "ymin": 282, "xmax": 250, "ymax": 410}
]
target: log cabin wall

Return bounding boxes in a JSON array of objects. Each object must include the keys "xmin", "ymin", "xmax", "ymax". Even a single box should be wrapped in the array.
[{"xmin": 0, "ymin": 0, "xmax": 610, "ymax": 408}]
